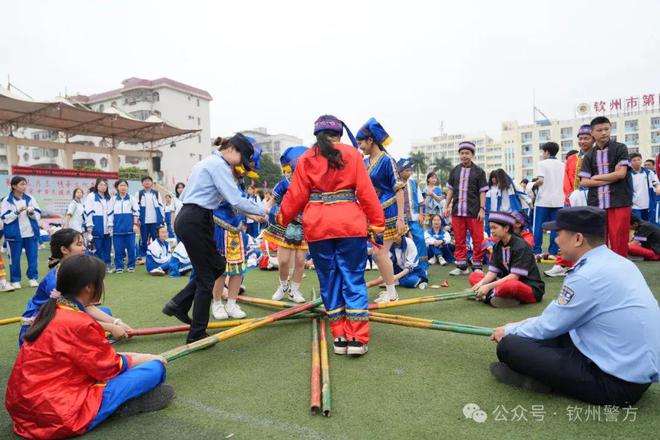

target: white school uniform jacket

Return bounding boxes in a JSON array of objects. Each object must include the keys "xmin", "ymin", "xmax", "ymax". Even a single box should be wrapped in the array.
[
  {"xmin": 66, "ymin": 199, "xmax": 86, "ymax": 233},
  {"xmin": 424, "ymin": 228, "xmax": 452, "ymax": 246},
  {"xmin": 147, "ymin": 239, "xmax": 171, "ymax": 264},
  {"xmin": 1, "ymin": 193, "xmax": 41, "ymax": 239},
  {"xmin": 172, "ymin": 241, "xmax": 190, "ymax": 265},
  {"xmin": 84, "ymin": 192, "xmax": 111, "ymax": 236},
  {"xmin": 108, "ymin": 194, "xmax": 139, "ymax": 234},
  {"xmin": 391, "ymin": 237, "xmax": 419, "ymax": 270}
]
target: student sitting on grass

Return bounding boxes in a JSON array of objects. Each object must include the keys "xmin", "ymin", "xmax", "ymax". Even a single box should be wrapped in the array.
[
  {"xmin": 146, "ymin": 225, "xmax": 173, "ymax": 276},
  {"xmin": 424, "ymin": 214, "xmax": 453, "ymax": 266},
  {"xmin": 367, "ymin": 234, "xmax": 428, "ymax": 290},
  {"xmin": 18, "ymin": 228, "xmax": 133, "ymax": 347},
  {"xmin": 469, "ymin": 212, "xmax": 545, "ymax": 308},
  {"xmin": 629, "ymin": 214, "xmax": 660, "ymax": 261},
  {"xmin": 6, "ymin": 254, "xmax": 172, "ymax": 440}
]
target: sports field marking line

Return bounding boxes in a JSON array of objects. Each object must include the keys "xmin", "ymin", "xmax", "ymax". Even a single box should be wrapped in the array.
[{"xmin": 178, "ymin": 397, "xmax": 348, "ymax": 440}]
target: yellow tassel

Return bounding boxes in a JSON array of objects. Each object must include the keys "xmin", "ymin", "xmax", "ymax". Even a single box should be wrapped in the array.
[
  {"xmin": 382, "ymin": 136, "xmax": 392, "ymax": 147},
  {"xmin": 281, "ymin": 165, "xmax": 292, "ymax": 174}
]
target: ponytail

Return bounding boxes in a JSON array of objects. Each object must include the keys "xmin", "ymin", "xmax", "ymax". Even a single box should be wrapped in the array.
[
  {"xmin": 213, "ymin": 136, "xmax": 231, "ymax": 150},
  {"xmin": 315, "ymin": 131, "xmax": 344, "ymax": 170},
  {"xmin": 24, "ymin": 254, "xmax": 107, "ymax": 343}
]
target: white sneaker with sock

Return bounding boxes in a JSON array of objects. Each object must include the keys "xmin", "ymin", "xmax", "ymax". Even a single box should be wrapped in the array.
[
  {"xmin": 225, "ymin": 301, "xmax": 247, "ymax": 319},
  {"xmin": 212, "ymin": 300, "xmax": 228, "ymax": 320},
  {"xmin": 272, "ymin": 282, "xmax": 289, "ymax": 301}
]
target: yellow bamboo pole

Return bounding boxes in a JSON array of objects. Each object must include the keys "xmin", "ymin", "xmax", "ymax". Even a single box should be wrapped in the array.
[{"xmin": 0, "ymin": 317, "xmax": 20, "ymax": 326}]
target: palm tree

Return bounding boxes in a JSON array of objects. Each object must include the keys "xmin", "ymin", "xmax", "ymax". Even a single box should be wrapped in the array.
[
  {"xmin": 430, "ymin": 156, "xmax": 453, "ymax": 185},
  {"xmin": 409, "ymin": 151, "xmax": 428, "ymax": 182}
]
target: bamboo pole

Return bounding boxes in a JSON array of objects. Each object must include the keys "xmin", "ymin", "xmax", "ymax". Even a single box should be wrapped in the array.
[
  {"xmin": 159, "ymin": 298, "xmax": 324, "ymax": 362},
  {"xmin": 127, "ymin": 314, "xmax": 318, "ymax": 337},
  {"xmin": 310, "ymin": 290, "xmax": 321, "ymax": 415},
  {"xmin": 370, "ymin": 315, "xmax": 493, "ymax": 336},
  {"xmin": 0, "ymin": 317, "xmax": 20, "ymax": 326},
  {"xmin": 369, "ymin": 312, "xmax": 489, "ymax": 331},
  {"xmin": 237, "ymin": 289, "xmax": 475, "ymax": 315},
  {"xmin": 319, "ymin": 319, "xmax": 331, "ymax": 417}
]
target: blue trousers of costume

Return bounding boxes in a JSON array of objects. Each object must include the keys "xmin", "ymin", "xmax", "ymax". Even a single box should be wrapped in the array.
[
  {"xmin": 7, "ymin": 236, "xmax": 39, "ymax": 283},
  {"xmin": 393, "ymin": 264, "xmax": 428, "ymax": 288},
  {"xmin": 308, "ymin": 237, "xmax": 370, "ymax": 344},
  {"xmin": 93, "ymin": 234, "xmax": 112, "ymax": 267},
  {"xmin": 247, "ymin": 222, "xmax": 260, "ymax": 238},
  {"xmin": 407, "ymin": 221, "xmax": 428, "ymax": 270},
  {"xmin": 427, "ymin": 244, "xmax": 455, "ymax": 263},
  {"xmin": 139, "ymin": 223, "xmax": 160, "ymax": 257},
  {"xmin": 113, "ymin": 234, "xmax": 136, "ymax": 270},
  {"xmin": 532, "ymin": 206, "xmax": 559, "ymax": 255},
  {"xmin": 87, "ymin": 360, "xmax": 166, "ymax": 431}
]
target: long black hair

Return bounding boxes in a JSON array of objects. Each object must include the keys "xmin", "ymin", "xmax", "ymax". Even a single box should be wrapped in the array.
[
  {"xmin": 489, "ymin": 169, "xmax": 513, "ymax": 192},
  {"xmin": 174, "ymin": 182, "xmax": 185, "ymax": 198},
  {"xmin": 23, "ymin": 254, "xmax": 106, "ymax": 343},
  {"xmin": 47, "ymin": 228, "xmax": 83, "ymax": 268},
  {"xmin": 91, "ymin": 177, "xmax": 110, "ymax": 199},
  {"xmin": 314, "ymin": 115, "xmax": 344, "ymax": 170}
]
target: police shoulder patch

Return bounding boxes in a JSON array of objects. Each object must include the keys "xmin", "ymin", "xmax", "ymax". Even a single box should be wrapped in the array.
[{"xmin": 557, "ymin": 285, "xmax": 575, "ymax": 305}]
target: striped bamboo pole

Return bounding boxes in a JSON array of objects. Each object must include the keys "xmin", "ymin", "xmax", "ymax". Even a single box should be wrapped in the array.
[
  {"xmin": 310, "ymin": 289, "xmax": 321, "ymax": 415},
  {"xmin": 237, "ymin": 289, "xmax": 475, "ymax": 315},
  {"xmin": 0, "ymin": 317, "xmax": 20, "ymax": 326},
  {"xmin": 370, "ymin": 315, "xmax": 493, "ymax": 336},
  {"xmin": 160, "ymin": 298, "xmax": 324, "ymax": 362},
  {"xmin": 369, "ymin": 311, "xmax": 491, "ymax": 331},
  {"xmin": 127, "ymin": 314, "xmax": 319, "ymax": 337},
  {"xmin": 319, "ymin": 318, "xmax": 331, "ymax": 417}
]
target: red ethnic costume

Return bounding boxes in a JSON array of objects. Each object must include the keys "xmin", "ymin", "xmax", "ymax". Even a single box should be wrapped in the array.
[
  {"xmin": 5, "ymin": 300, "xmax": 165, "ymax": 439},
  {"xmin": 279, "ymin": 116, "xmax": 384, "ymax": 348}
]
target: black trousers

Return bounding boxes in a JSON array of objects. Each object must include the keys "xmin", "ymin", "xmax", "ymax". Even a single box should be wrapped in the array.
[
  {"xmin": 497, "ymin": 334, "xmax": 651, "ymax": 407},
  {"xmin": 170, "ymin": 204, "xmax": 225, "ymax": 341}
]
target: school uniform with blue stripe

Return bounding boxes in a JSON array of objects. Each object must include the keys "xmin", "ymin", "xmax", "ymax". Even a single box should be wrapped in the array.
[
  {"xmin": 84, "ymin": 192, "xmax": 112, "ymax": 266},
  {"xmin": 1, "ymin": 193, "xmax": 40, "ymax": 283},
  {"xmin": 390, "ymin": 236, "xmax": 428, "ymax": 288},
  {"xmin": 137, "ymin": 189, "xmax": 165, "ymax": 258},
  {"xmin": 109, "ymin": 194, "xmax": 139, "ymax": 270},
  {"xmin": 146, "ymin": 239, "xmax": 172, "ymax": 273}
]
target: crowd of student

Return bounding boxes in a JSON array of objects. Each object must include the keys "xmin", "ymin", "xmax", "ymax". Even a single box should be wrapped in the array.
[{"xmin": 2, "ymin": 115, "xmax": 659, "ymax": 439}]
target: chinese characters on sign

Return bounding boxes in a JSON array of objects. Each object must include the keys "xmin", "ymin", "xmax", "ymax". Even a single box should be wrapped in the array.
[
  {"xmin": 465, "ymin": 403, "xmax": 639, "ymax": 423},
  {"xmin": 593, "ymin": 93, "xmax": 658, "ymax": 114}
]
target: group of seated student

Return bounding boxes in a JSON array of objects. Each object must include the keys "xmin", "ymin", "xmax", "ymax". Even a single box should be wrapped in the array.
[{"xmin": 146, "ymin": 225, "xmax": 192, "ymax": 277}]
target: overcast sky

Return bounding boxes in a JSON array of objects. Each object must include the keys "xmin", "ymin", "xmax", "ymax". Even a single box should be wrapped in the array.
[{"xmin": 2, "ymin": 0, "xmax": 660, "ymax": 157}]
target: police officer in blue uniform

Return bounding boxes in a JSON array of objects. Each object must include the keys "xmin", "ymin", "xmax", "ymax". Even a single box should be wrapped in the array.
[{"xmin": 490, "ymin": 206, "xmax": 660, "ymax": 406}]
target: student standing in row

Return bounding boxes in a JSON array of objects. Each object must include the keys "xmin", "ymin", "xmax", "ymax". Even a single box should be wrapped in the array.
[
  {"xmin": 109, "ymin": 179, "xmax": 139, "ymax": 273},
  {"xmin": 630, "ymin": 152, "xmax": 659, "ymax": 222},
  {"xmin": 136, "ymin": 176, "xmax": 165, "ymax": 264},
  {"xmin": 85, "ymin": 177, "xmax": 113, "ymax": 270},
  {"xmin": 65, "ymin": 187, "xmax": 86, "ymax": 233},
  {"xmin": 1, "ymin": 176, "xmax": 41, "ymax": 289}
]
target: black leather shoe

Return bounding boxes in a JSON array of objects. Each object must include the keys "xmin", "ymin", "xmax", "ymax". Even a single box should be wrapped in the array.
[
  {"xmin": 186, "ymin": 332, "xmax": 210, "ymax": 344},
  {"xmin": 162, "ymin": 300, "xmax": 192, "ymax": 324}
]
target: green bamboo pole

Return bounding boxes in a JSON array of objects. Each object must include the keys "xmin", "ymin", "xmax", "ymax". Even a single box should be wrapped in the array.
[
  {"xmin": 160, "ymin": 298, "xmax": 324, "ymax": 362},
  {"xmin": 369, "ymin": 311, "xmax": 489, "ymax": 331},
  {"xmin": 370, "ymin": 315, "xmax": 493, "ymax": 336},
  {"xmin": 319, "ymin": 318, "xmax": 331, "ymax": 417}
]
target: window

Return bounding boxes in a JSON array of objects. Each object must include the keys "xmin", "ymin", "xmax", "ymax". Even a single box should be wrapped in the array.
[
  {"xmin": 197, "ymin": 98, "xmax": 200, "ymax": 107},
  {"xmin": 522, "ymin": 144, "xmax": 532, "ymax": 155},
  {"xmin": 651, "ymin": 117, "xmax": 660, "ymax": 130},
  {"xmin": 111, "ymin": 101, "xmax": 117, "ymax": 108},
  {"xmin": 188, "ymin": 115, "xmax": 194, "ymax": 120},
  {"xmin": 521, "ymin": 132, "xmax": 532, "ymax": 143},
  {"xmin": 539, "ymin": 130, "xmax": 550, "ymax": 141},
  {"xmin": 198, "ymin": 134, "xmax": 201, "ymax": 144},
  {"xmin": 153, "ymin": 92, "xmax": 159, "ymax": 102},
  {"xmin": 153, "ymin": 110, "xmax": 161, "ymax": 117},
  {"xmin": 653, "ymin": 145, "xmax": 660, "ymax": 155},
  {"xmin": 611, "ymin": 121, "xmax": 617, "ymax": 135},
  {"xmin": 129, "ymin": 110, "xmax": 152, "ymax": 121},
  {"xmin": 652, "ymin": 131, "xmax": 660, "ymax": 144},
  {"xmin": 100, "ymin": 157, "xmax": 108, "ymax": 168},
  {"xmin": 624, "ymin": 133, "xmax": 639, "ymax": 145},
  {"xmin": 560, "ymin": 127, "xmax": 572, "ymax": 139},
  {"xmin": 624, "ymin": 119, "xmax": 638, "ymax": 133},
  {"xmin": 561, "ymin": 140, "xmax": 573, "ymax": 150},
  {"xmin": 627, "ymin": 147, "xmax": 639, "ymax": 154},
  {"xmin": 98, "ymin": 104, "xmax": 105, "ymax": 112},
  {"xmin": 197, "ymin": 117, "xmax": 201, "ymax": 126}
]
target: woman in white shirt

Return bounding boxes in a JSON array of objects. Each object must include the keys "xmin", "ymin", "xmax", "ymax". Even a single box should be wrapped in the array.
[
  {"xmin": 0, "ymin": 176, "xmax": 41, "ymax": 288},
  {"xmin": 65, "ymin": 188, "xmax": 86, "ymax": 233}
]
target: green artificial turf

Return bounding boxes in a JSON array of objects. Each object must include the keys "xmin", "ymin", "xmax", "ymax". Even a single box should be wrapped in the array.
[{"xmin": 0, "ymin": 249, "xmax": 658, "ymax": 439}]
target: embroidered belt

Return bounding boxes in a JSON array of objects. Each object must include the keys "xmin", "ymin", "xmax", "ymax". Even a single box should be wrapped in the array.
[
  {"xmin": 213, "ymin": 216, "xmax": 240, "ymax": 233},
  {"xmin": 381, "ymin": 196, "xmax": 396, "ymax": 209},
  {"xmin": 309, "ymin": 189, "xmax": 356, "ymax": 204}
]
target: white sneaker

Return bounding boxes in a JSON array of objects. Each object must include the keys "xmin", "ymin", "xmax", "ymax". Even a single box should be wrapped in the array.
[
  {"xmin": 11, "ymin": 282, "xmax": 22, "ymax": 290},
  {"xmin": 288, "ymin": 289, "xmax": 305, "ymax": 303},
  {"xmin": 374, "ymin": 291, "xmax": 399, "ymax": 303},
  {"xmin": 149, "ymin": 267, "xmax": 166, "ymax": 276},
  {"xmin": 272, "ymin": 285, "xmax": 289, "ymax": 301},
  {"xmin": 28, "ymin": 279, "xmax": 39, "ymax": 288},
  {"xmin": 428, "ymin": 256, "xmax": 437, "ymax": 265},
  {"xmin": 333, "ymin": 336, "xmax": 348, "ymax": 355},
  {"xmin": 418, "ymin": 282, "xmax": 428, "ymax": 290},
  {"xmin": 438, "ymin": 256, "xmax": 447, "ymax": 266},
  {"xmin": 449, "ymin": 267, "xmax": 471, "ymax": 276},
  {"xmin": 544, "ymin": 264, "xmax": 568, "ymax": 277},
  {"xmin": 212, "ymin": 300, "xmax": 228, "ymax": 320},
  {"xmin": 225, "ymin": 303, "xmax": 247, "ymax": 319},
  {"xmin": 0, "ymin": 280, "xmax": 15, "ymax": 292}
]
